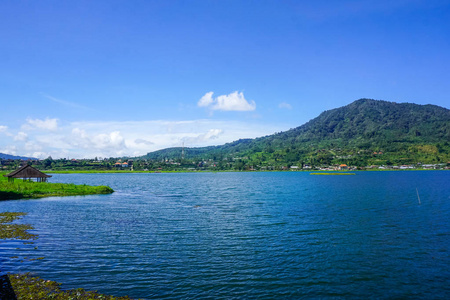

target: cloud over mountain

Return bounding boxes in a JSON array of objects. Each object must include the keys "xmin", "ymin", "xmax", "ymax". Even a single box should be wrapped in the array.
[
  {"xmin": 0, "ymin": 118, "xmax": 282, "ymax": 159},
  {"xmin": 198, "ymin": 91, "xmax": 256, "ymax": 111},
  {"xmin": 183, "ymin": 129, "xmax": 223, "ymax": 144}
]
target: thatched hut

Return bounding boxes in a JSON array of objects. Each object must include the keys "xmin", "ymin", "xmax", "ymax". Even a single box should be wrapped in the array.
[{"xmin": 4, "ymin": 165, "xmax": 52, "ymax": 182}]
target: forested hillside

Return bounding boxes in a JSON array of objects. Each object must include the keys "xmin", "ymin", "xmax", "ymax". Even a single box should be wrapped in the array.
[{"xmin": 141, "ymin": 99, "xmax": 450, "ymax": 168}]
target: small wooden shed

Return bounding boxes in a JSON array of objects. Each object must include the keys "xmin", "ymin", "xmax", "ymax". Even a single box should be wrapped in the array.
[{"xmin": 3, "ymin": 165, "xmax": 52, "ymax": 182}]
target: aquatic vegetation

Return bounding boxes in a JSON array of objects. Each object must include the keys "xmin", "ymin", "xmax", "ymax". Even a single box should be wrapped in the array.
[
  {"xmin": 0, "ymin": 212, "xmax": 39, "ymax": 264},
  {"xmin": 6, "ymin": 273, "xmax": 134, "ymax": 300},
  {"xmin": 0, "ymin": 174, "xmax": 114, "ymax": 200},
  {"xmin": 0, "ymin": 212, "xmax": 38, "ymax": 241},
  {"xmin": 1, "ymin": 273, "xmax": 136, "ymax": 299}
]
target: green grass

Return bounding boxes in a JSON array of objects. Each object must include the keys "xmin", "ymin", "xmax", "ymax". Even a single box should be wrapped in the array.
[{"xmin": 0, "ymin": 173, "xmax": 114, "ymax": 201}]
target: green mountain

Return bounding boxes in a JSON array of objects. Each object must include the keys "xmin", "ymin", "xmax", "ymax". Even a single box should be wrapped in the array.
[{"xmin": 142, "ymin": 99, "xmax": 450, "ymax": 168}]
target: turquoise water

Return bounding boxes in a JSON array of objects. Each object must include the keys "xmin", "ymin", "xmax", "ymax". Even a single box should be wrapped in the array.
[{"xmin": 1, "ymin": 171, "xmax": 449, "ymax": 299}]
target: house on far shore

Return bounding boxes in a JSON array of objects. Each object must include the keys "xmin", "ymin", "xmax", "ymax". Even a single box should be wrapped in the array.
[
  {"xmin": 339, "ymin": 164, "xmax": 349, "ymax": 170},
  {"xmin": 3, "ymin": 165, "xmax": 52, "ymax": 182}
]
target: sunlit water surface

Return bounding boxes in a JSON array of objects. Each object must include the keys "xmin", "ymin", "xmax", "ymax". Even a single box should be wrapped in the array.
[{"xmin": 1, "ymin": 171, "xmax": 449, "ymax": 299}]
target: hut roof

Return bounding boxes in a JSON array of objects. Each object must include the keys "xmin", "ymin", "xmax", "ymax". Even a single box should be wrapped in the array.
[{"xmin": 4, "ymin": 165, "xmax": 52, "ymax": 179}]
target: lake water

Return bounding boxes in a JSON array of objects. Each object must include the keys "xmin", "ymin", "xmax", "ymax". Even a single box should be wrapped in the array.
[{"xmin": 1, "ymin": 171, "xmax": 449, "ymax": 299}]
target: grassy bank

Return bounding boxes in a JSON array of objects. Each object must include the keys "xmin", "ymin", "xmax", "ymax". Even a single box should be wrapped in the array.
[{"xmin": 0, "ymin": 173, "xmax": 114, "ymax": 201}]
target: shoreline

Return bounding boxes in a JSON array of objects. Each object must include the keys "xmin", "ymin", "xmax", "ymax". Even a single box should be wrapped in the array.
[
  {"xmin": 44, "ymin": 168, "xmax": 449, "ymax": 174},
  {"xmin": 0, "ymin": 172, "xmax": 114, "ymax": 201}
]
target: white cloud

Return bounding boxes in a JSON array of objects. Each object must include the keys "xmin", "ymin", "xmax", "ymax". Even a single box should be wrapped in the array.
[
  {"xmin": 71, "ymin": 128, "xmax": 127, "ymax": 153},
  {"xmin": 0, "ymin": 125, "xmax": 13, "ymax": 137},
  {"xmin": 66, "ymin": 119, "xmax": 281, "ymax": 157},
  {"xmin": 72, "ymin": 128, "xmax": 88, "ymax": 139},
  {"xmin": 135, "ymin": 139, "xmax": 154, "ymax": 145},
  {"xmin": 24, "ymin": 141, "xmax": 43, "ymax": 152},
  {"xmin": 30, "ymin": 152, "xmax": 49, "ymax": 159},
  {"xmin": 198, "ymin": 92, "xmax": 214, "ymax": 107},
  {"xmin": 198, "ymin": 91, "xmax": 256, "ymax": 111},
  {"xmin": 0, "ymin": 118, "xmax": 288, "ymax": 159},
  {"xmin": 23, "ymin": 118, "xmax": 59, "ymax": 131},
  {"xmin": 279, "ymin": 102, "xmax": 292, "ymax": 110},
  {"xmin": 0, "ymin": 145, "xmax": 17, "ymax": 156},
  {"xmin": 183, "ymin": 129, "xmax": 223, "ymax": 144},
  {"xmin": 14, "ymin": 131, "xmax": 28, "ymax": 142},
  {"xmin": 203, "ymin": 129, "xmax": 223, "ymax": 140}
]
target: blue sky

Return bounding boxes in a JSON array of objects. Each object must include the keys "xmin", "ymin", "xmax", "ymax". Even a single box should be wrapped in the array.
[{"xmin": 1, "ymin": 0, "xmax": 449, "ymax": 159}]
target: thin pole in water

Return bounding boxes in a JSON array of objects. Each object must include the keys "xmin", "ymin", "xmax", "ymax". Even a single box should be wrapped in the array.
[{"xmin": 416, "ymin": 188, "xmax": 421, "ymax": 205}]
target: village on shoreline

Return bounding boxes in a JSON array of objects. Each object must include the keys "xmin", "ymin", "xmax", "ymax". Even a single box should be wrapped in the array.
[{"xmin": 1, "ymin": 157, "xmax": 449, "ymax": 173}]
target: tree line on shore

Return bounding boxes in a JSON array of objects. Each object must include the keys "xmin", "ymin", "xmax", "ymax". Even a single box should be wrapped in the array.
[{"xmin": 1, "ymin": 149, "xmax": 448, "ymax": 173}]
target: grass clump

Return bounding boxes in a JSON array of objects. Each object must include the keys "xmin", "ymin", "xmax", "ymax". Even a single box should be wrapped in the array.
[
  {"xmin": 0, "ymin": 212, "xmax": 38, "ymax": 241},
  {"xmin": 7, "ymin": 273, "xmax": 133, "ymax": 300},
  {"xmin": 0, "ymin": 175, "xmax": 114, "ymax": 201}
]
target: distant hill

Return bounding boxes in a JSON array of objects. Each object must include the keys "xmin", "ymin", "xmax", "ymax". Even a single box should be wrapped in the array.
[
  {"xmin": 142, "ymin": 99, "xmax": 450, "ymax": 166},
  {"xmin": 0, "ymin": 153, "xmax": 36, "ymax": 160},
  {"xmin": 281, "ymin": 98, "xmax": 449, "ymax": 143}
]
